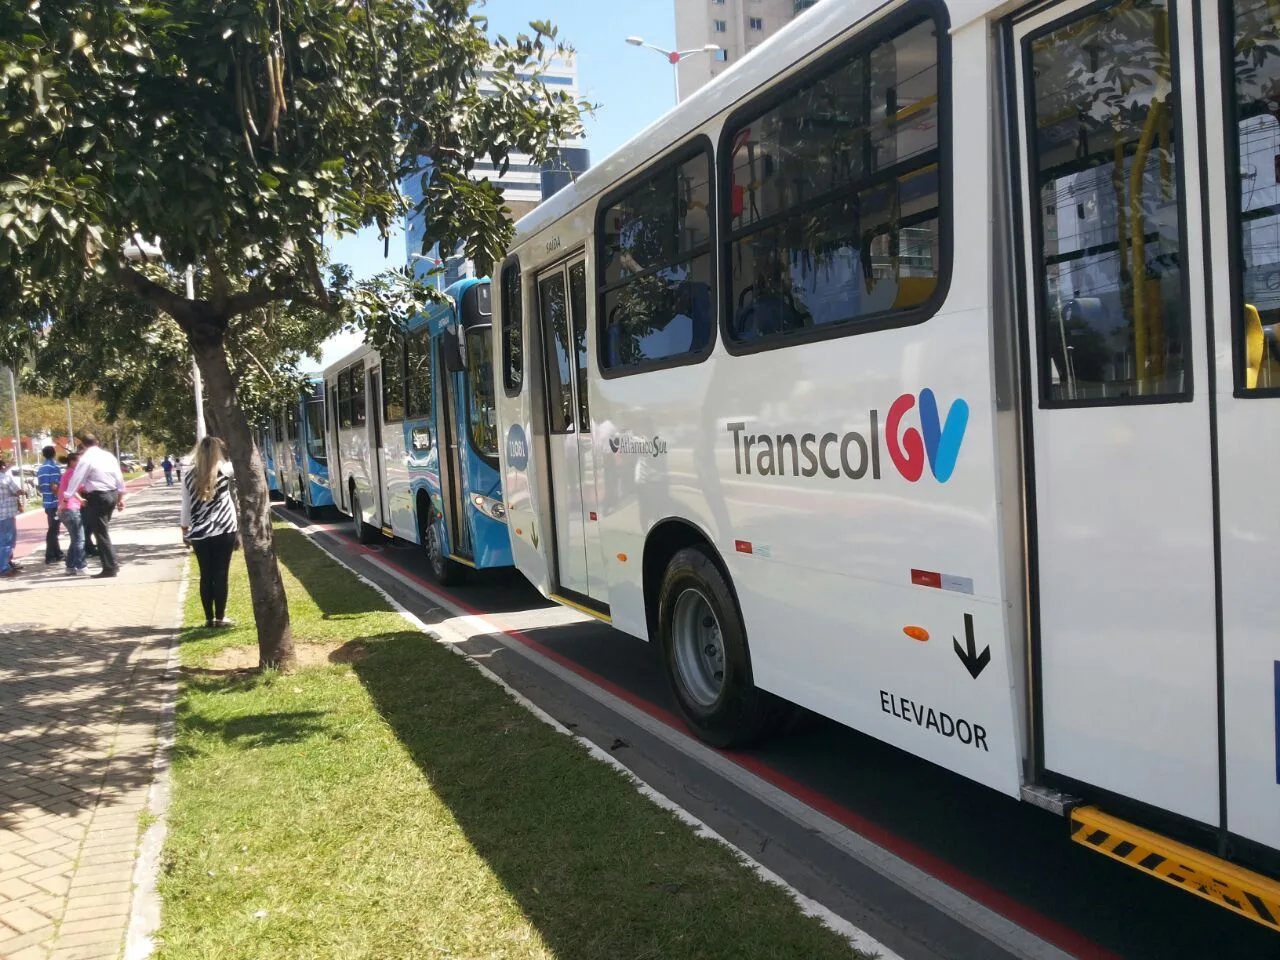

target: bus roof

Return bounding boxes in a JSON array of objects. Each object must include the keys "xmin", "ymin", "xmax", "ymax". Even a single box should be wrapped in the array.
[
  {"xmin": 408, "ymin": 276, "xmax": 490, "ymax": 338},
  {"xmin": 509, "ymin": 0, "xmax": 904, "ymax": 247}
]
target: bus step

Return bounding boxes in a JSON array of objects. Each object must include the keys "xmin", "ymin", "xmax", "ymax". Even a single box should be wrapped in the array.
[
  {"xmin": 380, "ymin": 525, "xmax": 394, "ymax": 538},
  {"xmin": 1070, "ymin": 805, "xmax": 1280, "ymax": 932},
  {"xmin": 1020, "ymin": 783, "xmax": 1081, "ymax": 816}
]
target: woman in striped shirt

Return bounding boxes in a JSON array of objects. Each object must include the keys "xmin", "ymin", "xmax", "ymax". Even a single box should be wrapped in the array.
[{"xmin": 181, "ymin": 437, "xmax": 239, "ymax": 628}]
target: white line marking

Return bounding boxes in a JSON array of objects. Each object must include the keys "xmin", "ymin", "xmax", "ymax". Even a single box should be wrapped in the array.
[{"xmin": 288, "ymin": 516, "xmax": 901, "ymax": 959}]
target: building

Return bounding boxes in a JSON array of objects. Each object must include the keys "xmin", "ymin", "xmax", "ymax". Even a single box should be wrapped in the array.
[
  {"xmin": 674, "ymin": 0, "xmax": 822, "ymax": 99},
  {"xmin": 404, "ymin": 54, "xmax": 589, "ymax": 287}
]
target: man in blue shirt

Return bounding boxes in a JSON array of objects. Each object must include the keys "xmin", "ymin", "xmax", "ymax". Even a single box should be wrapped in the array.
[{"xmin": 37, "ymin": 445, "xmax": 63, "ymax": 564}]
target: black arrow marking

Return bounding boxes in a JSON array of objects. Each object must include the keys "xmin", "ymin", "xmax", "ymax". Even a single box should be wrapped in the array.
[{"xmin": 953, "ymin": 613, "xmax": 991, "ymax": 680}]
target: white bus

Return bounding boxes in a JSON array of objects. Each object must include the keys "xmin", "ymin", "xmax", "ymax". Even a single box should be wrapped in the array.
[{"xmin": 494, "ymin": 0, "xmax": 1280, "ymax": 929}]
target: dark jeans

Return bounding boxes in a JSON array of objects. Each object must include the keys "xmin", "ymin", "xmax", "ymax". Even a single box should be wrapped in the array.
[
  {"xmin": 45, "ymin": 508, "xmax": 63, "ymax": 561},
  {"xmin": 83, "ymin": 491, "xmax": 119, "ymax": 574},
  {"xmin": 191, "ymin": 532, "xmax": 236, "ymax": 622}
]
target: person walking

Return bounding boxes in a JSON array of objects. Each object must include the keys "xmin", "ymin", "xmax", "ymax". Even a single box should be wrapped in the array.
[
  {"xmin": 181, "ymin": 436, "xmax": 239, "ymax": 628},
  {"xmin": 162, "ymin": 455, "xmax": 173, "ymax": 486},
  {"xmin": 174, "ymin": 457, "xmax": 182, "ymax": 482},
  {"xmin": 0, "ymin": 457, "xmax": 25, "ymax": 578},
  {"xmin": 145, "ymin": 457, "xmax": 155, "ymax": 480},
  {"xmin": 37, "ymin": 445, "xmax": 64, "ymax": 564},
  {"xmin": 58, "ymin": 451, "xmax": 88, "ymax": 576},
  {"xmin": 65, "ymin": 433, "xmax": 126, "ymax": 579}
]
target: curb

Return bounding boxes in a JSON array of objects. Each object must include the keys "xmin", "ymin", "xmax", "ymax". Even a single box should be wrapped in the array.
[{"xmin": 123, "ymin": 549, "xmax": 187, "ymax": 959}]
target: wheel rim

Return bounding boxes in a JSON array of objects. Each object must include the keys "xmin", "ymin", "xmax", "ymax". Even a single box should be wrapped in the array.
[
  {"xmin": 671, "ymin": 588, "xmax": 725, "ymax": 708},
  {"xmin": 425, "ymin": 519, "xmax": 444, "ymax": 574}
]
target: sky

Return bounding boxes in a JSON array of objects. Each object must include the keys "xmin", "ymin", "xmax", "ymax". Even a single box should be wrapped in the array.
[{"xmin": 318, "ymin": 0, "xmax": 678, "ymax": 367}]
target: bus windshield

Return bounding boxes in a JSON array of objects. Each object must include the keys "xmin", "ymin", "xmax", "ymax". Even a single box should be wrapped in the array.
[
  {"xmin": 465, "ymin": 325, "xmax": 498, "ymax": 462},
  {"xmin": 305, "ymin": 398, "xmax": 327, "ymax": 463}
]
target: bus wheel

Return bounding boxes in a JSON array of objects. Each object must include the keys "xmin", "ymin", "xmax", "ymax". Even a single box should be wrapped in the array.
[
  {"xmin": 657, "ymin": 545, "xmax": 786, "ymax": 748},
  {"xmin": 351, "ymin": 491, "xmax": 378, "ymax": 545},
  {"xmin": 420, "ymin": 508, "xmax": 466, "ymax": 586}
]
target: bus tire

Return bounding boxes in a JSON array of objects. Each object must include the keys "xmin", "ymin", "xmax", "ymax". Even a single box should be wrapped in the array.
[
  {"xmin": 657, "ymin": 545, "xmax": 787, "ymax": 748},
  {"xmin": 351, "ymin": 490, "xmax": 378, "ymax": 545},
  {"xmin": 419, "ymin": 506, "xmax": 466, "ymax": 586}
]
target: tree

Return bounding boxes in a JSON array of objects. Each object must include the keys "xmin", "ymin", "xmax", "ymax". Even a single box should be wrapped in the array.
[{"xmin": 1, "ymin": 0, "xmax": 586, "ymax": 669}]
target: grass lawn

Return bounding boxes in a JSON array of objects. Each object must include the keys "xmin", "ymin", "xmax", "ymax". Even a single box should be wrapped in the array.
[{"xmin": 158, "ymin": 525, "xmax": 867, "ymax": 960}]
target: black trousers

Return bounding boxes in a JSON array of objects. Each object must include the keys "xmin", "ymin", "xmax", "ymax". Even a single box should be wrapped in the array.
[
  {"xmin": 83, "ymin": 491, "xmax": 119, "ymax": 574},
  {"xmin": 45, "ymin": 508, "xmax": 63, "ymax": 561},
  {"xmin": 191, "ymin": 532, "xmax": 236, "ymax": 622}
]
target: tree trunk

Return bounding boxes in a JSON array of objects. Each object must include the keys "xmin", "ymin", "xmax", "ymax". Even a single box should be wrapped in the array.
[{"xmin": 191, "ymin": 333, "xmax": 297, "ymax": 672}]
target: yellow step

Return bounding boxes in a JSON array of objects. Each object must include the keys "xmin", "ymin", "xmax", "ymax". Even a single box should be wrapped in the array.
[{"xmin": 1070, "ymin": 805, "xmax": 1280, "ymax": 932}]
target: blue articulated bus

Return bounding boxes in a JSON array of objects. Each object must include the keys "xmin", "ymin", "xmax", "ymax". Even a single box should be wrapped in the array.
[
  {"xmin": 324, "ymin": 277, "xmax": 510, "ymax": 585},
  {"xmin": 274, "ymin": 379, "xmax": 334, "ymax": 518},
  {"xmin": 259, "ymin": 423, "xmax": 280, "ymax": 496}
]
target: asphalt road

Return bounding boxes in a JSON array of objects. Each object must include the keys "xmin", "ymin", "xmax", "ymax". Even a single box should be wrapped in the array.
[{"xmin": 282, "ymin": 505, "xmax": 1278, "ymax": 960}]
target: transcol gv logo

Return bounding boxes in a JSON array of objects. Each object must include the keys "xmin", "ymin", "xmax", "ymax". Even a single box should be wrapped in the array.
[{"xmin": 726, "ymin": 389, "xmax": 969, "ymax": 484}]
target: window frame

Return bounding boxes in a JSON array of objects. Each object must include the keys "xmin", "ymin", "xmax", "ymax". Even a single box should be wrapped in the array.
[
  {"xmin": 716, "ymin": 0, "xmax": 953, "ymax": 357},
  {"xmin": 1020, "ymin": 0, "xmax": 1193, "ymax": 408},
  {"xmin": 713, "ymin": 19, "xmax": 727, "ymax": 32},
  {"xmin": 749, "ymin": 16, "xmax": 763, "ymax": 29},
  {"xmin": 593, "ymin": 134, "xmax": 718, "ymax": 380},
  {"xmin": 500, "ymin": 256, "xmax": 525, "ymax": 398},
  {"xmin": 1219, "ymin": 0, "xmax": 1280, "ymax": 398}
]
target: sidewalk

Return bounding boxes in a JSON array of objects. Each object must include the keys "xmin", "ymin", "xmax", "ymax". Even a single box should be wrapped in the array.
[{"xmin": 0, "ymin": 484, "xmax": 186, "ymax": 960}]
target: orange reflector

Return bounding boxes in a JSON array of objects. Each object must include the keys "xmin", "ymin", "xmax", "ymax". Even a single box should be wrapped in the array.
[
  {"xmin": 903, "ymin": 626, "xmax": 930, "ymax": 642},
  {"xmin": 515, "ymin": 528, "xmax": 523, "ymax": 536},
  {"xmin": 616, "ymin": 553, "xmax": 628, "ymax": 562}
]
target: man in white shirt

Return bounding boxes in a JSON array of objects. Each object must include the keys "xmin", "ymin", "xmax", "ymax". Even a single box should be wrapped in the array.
[{"xmin": 65, "ymin": 433, "xmax": 126, "ymax": 578}]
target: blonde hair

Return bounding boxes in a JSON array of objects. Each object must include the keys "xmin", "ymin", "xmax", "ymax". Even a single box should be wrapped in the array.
[{"xmin": 192, "ymin": 436, "xmax": 227, "ymax": 502}]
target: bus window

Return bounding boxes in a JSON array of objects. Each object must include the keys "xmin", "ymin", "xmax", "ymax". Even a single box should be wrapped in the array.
[
  {"xmin": 338, "ymin": 370, "xmax": 352, "ymax": 428},
  {"xmin": 569, "ymin": 261, "xmax": 590, "ymax": 431},
  {"xmin": 724, "ymin": 17, "xmax": 941, "ymax": 347},
  {"xmin": 1028, "ymin": 0, "xmax": 1185, "ymax": 403},
  {"xmin": 539, "ymin": 272, "xmax": 576, "ymax": 432},
  {"xmin": 406, "ymin": 328, "xmax": 433, "ymax": 420},
  {"xmin": 285, "ymin": 404, "xmax": 299, "ymax": 441},
  {"xmin": 466, "ymin": 327, "xmax": 499, "ymax": 461},
  {"xmin": 598, "ymin": 147, "xmax": 714, "ymax": 372},
  {"xmin": 306, "ymin": 398, "xmax": 327, "ymax": 462},
  {"xmin": 382, "ymin": 338, "xmax": 406, "ymax": 423},
  {"xmin": 1228, "ymin": 0, "xmax": 1280, "ymax": 391},
  {"xmin": 351, "ymin": 363, "xmax": 367, "ymax": 425},
  {"xmin": 501, "ymin": 262, "xmax": 524, "ymax": 395}
]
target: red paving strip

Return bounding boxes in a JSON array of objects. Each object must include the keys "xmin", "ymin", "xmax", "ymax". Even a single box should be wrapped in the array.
[{"xmin": 304, "ymin": 515, "xmax": 1119, "ymax": 960}]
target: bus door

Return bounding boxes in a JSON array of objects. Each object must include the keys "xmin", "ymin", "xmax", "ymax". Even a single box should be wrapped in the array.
[
  {"xmin": 366, "ymin": 366, "xmax": 388, "ymax": 531},
  {"xmin": 436, "ymin": 342, "xmax": 473, "ymax": 560},
  {"xmin": 536, "ymin": 257, "xmax": 605, "ymax": 601},
  {"xmin": 1010, "ymin": 0, "xmax": 1220, "ymax": 825}
]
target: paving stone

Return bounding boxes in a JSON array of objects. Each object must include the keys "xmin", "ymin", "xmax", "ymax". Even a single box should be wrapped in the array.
[{"xmin": 0, "ymin": 484, "xmax": 181, "ymax": 960}]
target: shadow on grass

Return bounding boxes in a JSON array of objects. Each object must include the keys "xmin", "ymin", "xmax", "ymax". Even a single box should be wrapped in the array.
[{"xmin": 347, "ymin": 630, "xmax": 846, "ymax": 960}]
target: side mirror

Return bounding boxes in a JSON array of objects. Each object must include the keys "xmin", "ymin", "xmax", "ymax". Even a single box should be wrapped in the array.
[{"xmin": 441, "ymin": 325, "xmax": 466, "ymax": 372}]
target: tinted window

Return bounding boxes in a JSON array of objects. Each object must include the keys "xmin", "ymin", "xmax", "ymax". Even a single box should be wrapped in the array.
[
  {"xmin": 1028, "ymin": 0, "xmax": 1186, "ymax": 403},
  {"xmin": 351, "ymin": 363, "xmax": 367, "ymax": 425},
  {"xmin": 598, "ymin": 148, "xmax": 714, "ymax": 371},
  {"xmin": 569, "ymin": 261, "xmax": 590, "ymax": 431},
  {"xmin": 466, "ymin": 327, "xmax": 499, "ymax": 459},
  {"xmin": 285, "ymin": 404, "xmax": 299, "ymax": 440},
  {"xmin": 1228, "ymin": 0, "xmax": 1280, "ymax": 391},
  {"xmin": 539, "ymin": 272, "xmax": 575, "ymax": 433},
  {"xmin": 501, "ymin": 264, "xmax": 524, "ymax": 395},
  {"xmin": 726, "ymin": 17, "xmax": 941, "ymax": 346},
  {"xmin": 306, "ymin": 399, "xmax": 327, "ymax": 462},
  {"xmin": 382, "ymin": 338, "xmax": 405, "ymax": 423},
  {"xmin": 338, "ymin": 371, "xmax": 352, "ymax": 428},
  {"xmin": 406, "ymin": 328, "xmax": 433, "ymax": 420}
]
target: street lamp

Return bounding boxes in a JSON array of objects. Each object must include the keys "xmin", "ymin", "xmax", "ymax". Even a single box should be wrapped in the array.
[
  {"xmin": 625, "ymin": 37, "xmax": 721, "ymax": 104},
  {"xmin": 121, "ymin": 236, "xmax": 206, "ymax": 442}
]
